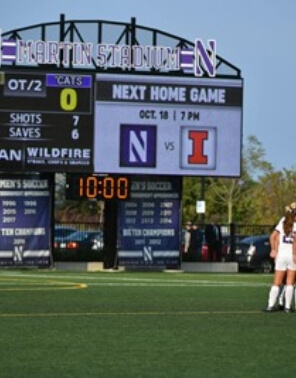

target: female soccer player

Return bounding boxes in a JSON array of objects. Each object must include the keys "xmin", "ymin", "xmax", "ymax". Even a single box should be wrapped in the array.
[{"xmin": 264, "ymin": 203, "xmax": 296, "ymax": 313}]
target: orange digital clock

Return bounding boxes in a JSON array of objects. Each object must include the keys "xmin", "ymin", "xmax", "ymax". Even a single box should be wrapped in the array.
[{"xmin": 66, "ymin": 174, "xmax": 130, "ymax": 200}]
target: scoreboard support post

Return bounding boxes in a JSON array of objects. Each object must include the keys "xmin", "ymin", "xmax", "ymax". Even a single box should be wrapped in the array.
[{"xmin": 103, "ymin": 200, "xmax": 118, "ymax": 269}]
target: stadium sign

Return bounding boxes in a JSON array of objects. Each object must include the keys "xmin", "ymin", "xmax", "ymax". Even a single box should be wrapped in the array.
[{"xmin": 0, "ymin": 30, "xmax": 217, "ymax": 77}]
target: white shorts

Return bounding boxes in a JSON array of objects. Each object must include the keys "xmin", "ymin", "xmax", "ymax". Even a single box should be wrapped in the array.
[{"xmin": 275, "ymin": 253, "xmax": 296, "ymax": 271}]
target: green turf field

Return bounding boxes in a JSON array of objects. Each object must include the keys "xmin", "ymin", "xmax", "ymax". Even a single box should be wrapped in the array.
[{"xmin": 0, "ymin": 270, "xmax": 294, "ymax": 378}]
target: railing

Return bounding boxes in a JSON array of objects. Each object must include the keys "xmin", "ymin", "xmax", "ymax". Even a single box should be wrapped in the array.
[{"xmin": 55, "ymin": 221, "xmax": 274, "ymax": 264}]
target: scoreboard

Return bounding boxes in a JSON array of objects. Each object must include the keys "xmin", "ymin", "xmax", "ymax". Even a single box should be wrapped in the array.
[
  {"xmin": 94, "ymin": 74, "xmax": 243, "ymax": 177},
  {"xmin": 0, "ymin": 71, "xmax": 93, "ymax": 171},
  {"xmin": 0, "ymin": 69, "xmax": 243, "ymax": 177}
]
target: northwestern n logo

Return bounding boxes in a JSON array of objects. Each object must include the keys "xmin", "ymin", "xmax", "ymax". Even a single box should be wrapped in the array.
[
  {"xmin": 180, "ymin": 39, "xmax": 216, "ymax": 77},
  {"xmin": 143, "ymin": 246, "xmax": 153, "ymax": 263},
  {"xmin": 120, "ymin": 124, "xmax": 157, "ymax": 167},
  {"xmin": 195, "ymin": 39, "xmax": 216, "ymax": 77},
  {"xmin": 13, "ymin": 245, "xmax": 24, "ymax": 262}
]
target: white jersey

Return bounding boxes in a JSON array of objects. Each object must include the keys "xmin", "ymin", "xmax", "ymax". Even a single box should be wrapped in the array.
[
  {"xmin": 275, "ymin": 217, "xmax": 296, "ymax": 255},
  {"xmin": 274, "ymin": 217, "xmax": 296, "ymax": 271}
]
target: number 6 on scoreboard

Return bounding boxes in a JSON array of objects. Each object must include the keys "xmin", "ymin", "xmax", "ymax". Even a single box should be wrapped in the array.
[{"xmin": 60, "ymin": 88, "xmax": 77, "ymax": 111}]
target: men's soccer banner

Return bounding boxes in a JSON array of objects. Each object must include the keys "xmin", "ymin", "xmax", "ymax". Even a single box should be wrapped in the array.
[
  {"xmin": 117, "ymin": 176, "xmax": 182, "ymax": 268},
  {"xmin": 0, "ymin": 174, "xmax": 52, "ymax": 267}
]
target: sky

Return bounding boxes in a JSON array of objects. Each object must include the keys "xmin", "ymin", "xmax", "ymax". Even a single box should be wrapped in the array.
[{"xmin": 1, "ymin": 0, "xmax": 295, "ymax": 172}]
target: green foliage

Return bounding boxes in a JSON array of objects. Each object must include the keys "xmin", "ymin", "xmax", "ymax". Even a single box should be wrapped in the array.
[
  {"xmin": 182, "ymin": 135, "xmax": 296, "ymax": 225},
  {"xmin": 182, "ymin": 177, "xmax": 204, "ymax": 223}
]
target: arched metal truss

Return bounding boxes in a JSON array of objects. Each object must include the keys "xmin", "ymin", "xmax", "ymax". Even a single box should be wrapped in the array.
[{"xmin": 1, "ymin": 14, "xmax": 241, "ymax": 78}]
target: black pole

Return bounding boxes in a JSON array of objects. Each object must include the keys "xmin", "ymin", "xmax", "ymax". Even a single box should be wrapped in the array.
[
  {"xmin": 103, "ymin": 200, "xmax": 118, "ymax": 269},
  {"xmin": 59, "ymin": 14, "xmax": 65, "ymax": 67},
  {"xmin": 130, "ymin": 17, "xmax": 136, "ymax": 71},
  {"xmin": 229, "ymin": 222, "xmax": 236, "ymax": 262}
]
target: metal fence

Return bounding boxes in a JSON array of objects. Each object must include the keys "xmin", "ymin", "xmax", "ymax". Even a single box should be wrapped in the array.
[
  {"xmin": 55, "ymin": 222, "xmax": 273, "ymax": 236},
  {"xmin": 217, "ymin": 223, "xmax": 274, "ymax": 263},
  {"xmin": 55, "ymin": 222, "xmax": 103, "ymax": 233},
  {"xmin": 54, "ymin": 221, "xmax": 273, "ymax": 262},
  {"xmin": 219, "ymin": 223, "xmax": 274, "ymax": 238}
]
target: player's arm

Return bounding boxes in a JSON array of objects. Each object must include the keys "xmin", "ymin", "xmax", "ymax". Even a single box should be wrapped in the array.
[
  {"xmin": 293, "ymin": 234, "xmax": 296, "ymax": 263},
  {"xmin": 269, "ymin": 230, "xmax": 279, "ymax": 258}
]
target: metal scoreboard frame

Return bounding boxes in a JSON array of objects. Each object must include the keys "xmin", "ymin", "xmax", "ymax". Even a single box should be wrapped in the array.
[{"xmin": 0, "ymin": 69, "xmax": 243, "ymax": 177}]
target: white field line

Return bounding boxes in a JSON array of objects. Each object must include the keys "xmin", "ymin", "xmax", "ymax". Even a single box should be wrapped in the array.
[
  {"xmin": 0, "ymin": 310, "xmax": 264, "ymax": 318},
  {"xmin": 0, "ymin": 272, "xmax": 270, "ymax": 287},
  {"xmin": 83, "ymin": 282, "xmax": 269, "ymax": 287}
]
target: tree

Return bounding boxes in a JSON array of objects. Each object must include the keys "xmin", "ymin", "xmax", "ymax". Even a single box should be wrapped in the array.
[
  {"xmin": 54, "ymin": 173, "xmax": 104, "ymax": 223},
  {"xmin": 183, "ymin": 135, "xmax": 274, "ymax": 224},
  {"xmin": 251, "ymin": 169, "xmax": 296, "ymax": 225},
  {"xmin": 243, "ymin": 135, "xmax": 273, "ymax": 178},
  {"xmin": 206, "ymin": 177, "xmax": 248, "ymax": 223},
  {"xmin": 182, "ymin": 177, "xmax": 203, "ymax": 223}
]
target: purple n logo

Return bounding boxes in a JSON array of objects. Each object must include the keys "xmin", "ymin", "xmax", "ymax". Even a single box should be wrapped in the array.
[
  {"xmin": 120, "ymin": 124, "xmax": 157, "ymax": 168},
  {"xmin": 195, "ymin": 39, "xmax": 216, "ymax": 77}
]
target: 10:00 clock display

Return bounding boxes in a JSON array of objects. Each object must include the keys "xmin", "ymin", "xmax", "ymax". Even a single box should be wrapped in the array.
[{"xmin": 66, "ymin": 174, "xmax": 130, "ymax": 200}]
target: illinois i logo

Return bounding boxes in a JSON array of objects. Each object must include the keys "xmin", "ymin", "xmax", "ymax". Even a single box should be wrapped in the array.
[
  {"xmin": 180, "ymin": 126, "xmax": 217, "ymax": 169},
  {"xmin": 120, "ymin": 124, "xmax": 157, "ymax": 168}
]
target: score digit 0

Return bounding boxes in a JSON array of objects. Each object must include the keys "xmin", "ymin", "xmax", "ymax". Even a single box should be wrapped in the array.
[{"xmin": 60, "ymin": 88, "xmax": 77, "ymax": 111}]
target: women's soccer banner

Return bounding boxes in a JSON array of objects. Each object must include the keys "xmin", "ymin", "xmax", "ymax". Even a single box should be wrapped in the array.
[
  {"xmin": 0, "ymin": 174, "xmax": 53, "ymax": 267},
  {"xmin": 117, "ymin": 176, "xmax": 182, "ymax": 268}
]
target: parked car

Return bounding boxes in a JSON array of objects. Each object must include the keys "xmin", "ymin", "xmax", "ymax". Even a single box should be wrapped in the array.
[
  {"xmin": 54, "ymin": 230, "xmax": 104, "ymax": 261},
  {"xmin": 57, "ymin": 230, "xmax": 103, "ymax": 250},
  {"xmin": 54, "ymin": 226, "xmax": 77, "ymax": 249},
  {"xmin": 233, "ymin": 234, "xmax": 274, "ymax": 273},
  {"xmin": 223, "ymin": 234, "xmax": 249, "ymax": 261}
]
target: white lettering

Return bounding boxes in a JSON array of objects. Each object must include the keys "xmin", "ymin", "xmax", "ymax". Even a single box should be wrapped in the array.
[
  {"xmin": 190, "ymin": 88, "xmax": 225, "ymax": 103},
  {"xmin": 0, "ymin": 149, "xmax": 22, "ymax": 161},
  {"xmin": 150, "ymin": 86, "xmax": 186, "ymax": 102}
]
